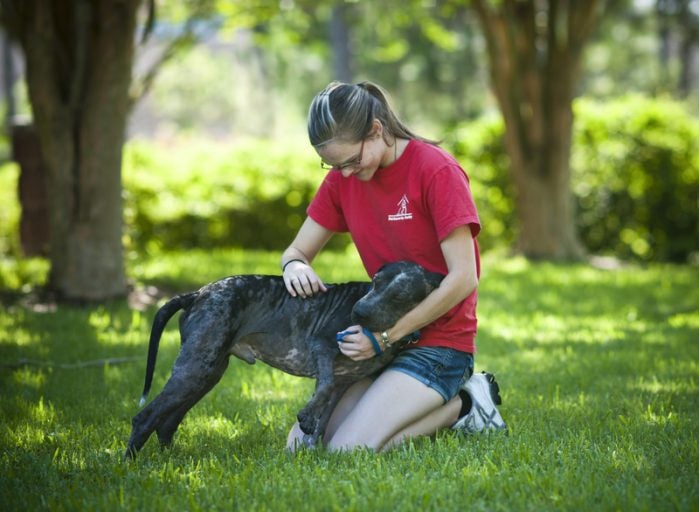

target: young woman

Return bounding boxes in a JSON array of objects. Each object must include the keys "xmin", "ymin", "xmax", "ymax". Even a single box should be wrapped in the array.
[{"xmin": 281, "ymin": 81, "xmax": 506, "ymax": 452}]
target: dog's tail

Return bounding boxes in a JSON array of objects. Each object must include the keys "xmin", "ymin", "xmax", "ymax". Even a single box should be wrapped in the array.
[{"xmin": 139, "ymin": 292, "xmax": 198, "ymax": 407}]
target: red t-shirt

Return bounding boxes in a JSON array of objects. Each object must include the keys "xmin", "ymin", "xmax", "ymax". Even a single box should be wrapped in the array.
[{"xmin": 307, "ymin": 139, "xmax": 481, "ymax": 353}]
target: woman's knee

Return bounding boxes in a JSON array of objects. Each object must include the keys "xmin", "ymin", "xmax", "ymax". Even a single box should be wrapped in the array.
[
  {"xmin": 286, "ymin": 378, "xmax": 373, "ymax": 451},
  {"xmin": 326, "ymin": 372, "xmax": 443, "ymax": 451},
  {"xmin": 285, "ymin": 421, "xmax": 305, "ymax": 452},
  {"xmin": 323, "ymin": 378, "xmax": 373, "ymax": 441}
]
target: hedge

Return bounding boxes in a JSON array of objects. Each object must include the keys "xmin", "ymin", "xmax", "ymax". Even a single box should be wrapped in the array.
[
  {"xmin": 122, "ymin": 137, "xmax": 350, "ymax": 254},
  {"xmin": 2, "ymin": 95, "xmax": 697, "ymax": 263},
  {"xmin": 572, "ymin": 95, "xmax": 699, "ymax": 262},
  {"xmin": 447, "ymin": 95, "xmax": 699, "ymax": 263}
]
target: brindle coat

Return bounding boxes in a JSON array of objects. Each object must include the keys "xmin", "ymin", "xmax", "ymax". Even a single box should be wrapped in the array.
[{"xmin": 125, "ymin": 261, "xmax": 443, "ymax": 458}]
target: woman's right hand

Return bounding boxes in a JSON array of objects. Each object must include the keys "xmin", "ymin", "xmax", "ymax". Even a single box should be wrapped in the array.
[{"xmin": 283, "ymin": 260, "xmax": 327, "ymax": 298}]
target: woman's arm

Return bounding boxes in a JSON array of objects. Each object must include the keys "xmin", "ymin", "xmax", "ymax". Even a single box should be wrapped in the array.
[
  {"xmin": 281, "ymin": 216, "xmax": 334, "ymax": 297},
  {"xmin": 387, "ymin": 225, "xmax": 477, "ymax": 341},
  {"xmin": 338, "ymin": 225, "xmax": 477, "ymax": 360}
]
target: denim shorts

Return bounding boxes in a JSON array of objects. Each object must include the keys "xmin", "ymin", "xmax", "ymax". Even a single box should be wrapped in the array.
[{"xmin": 384, "ymin": 346, "xmax": 474, "ymax": 403}]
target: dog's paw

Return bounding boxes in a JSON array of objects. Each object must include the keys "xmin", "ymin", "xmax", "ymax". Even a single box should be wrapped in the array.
[{"xmin": 297, "ymin": 412, "xmax": 317, "ymax": 436}]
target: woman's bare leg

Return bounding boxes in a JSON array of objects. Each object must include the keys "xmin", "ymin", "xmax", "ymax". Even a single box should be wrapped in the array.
[
  {"xmin": 285, "ymin": 378, "xmax": 373, "ymax": 451},
  {"xmin": 380, "ymin": 395, "xmax": 461, "ymax": 451},
  {"xmin": 326, "ymin": 370, "xmax": 448, "ymax": 452},
  {"xmin": 287, "ymin": 373, "xmax": 463, "ymax": 452}
]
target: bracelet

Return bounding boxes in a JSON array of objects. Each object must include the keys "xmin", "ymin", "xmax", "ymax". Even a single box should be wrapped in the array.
[
  {"xmin": 282, "ymin": 259, "xmax": 305, "ymax": 272},
  {"xmin": 380, "ymin": 330, "xmax": 392, "ymax": 349}
]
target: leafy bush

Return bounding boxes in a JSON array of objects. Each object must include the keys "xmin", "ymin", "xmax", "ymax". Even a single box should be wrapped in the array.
[
  {"xmin": 573, "ymin": 95, "xmax": 699, "ymax": 262},
  {"xmin": 0, "ymin": 162, "xmax": 20, "ymax": 256},
  {"xmin": 3, "ymin": 96, "xmax": 696, "ymax": 264},
  {"xmin": 123, "ymin": 126, "xmax": 516, "ymax": 258},
  {"xmin": 444, "ymin": 114, "xmax": 516, "ymax": 253},
  {"xmin": 122, "ymin": 137, "xmax": 351, "ymax": 255},
  {"xmin": 447, "ymin": 96, "xmax": 699, "ymax": 263}
]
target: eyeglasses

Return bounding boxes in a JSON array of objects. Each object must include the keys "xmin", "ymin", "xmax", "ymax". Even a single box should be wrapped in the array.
[{"xmin": 320, "ymin": 139, "xmax": 365, "ymax": 171}]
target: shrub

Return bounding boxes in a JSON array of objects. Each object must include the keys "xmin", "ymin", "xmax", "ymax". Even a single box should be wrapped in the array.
[
  {"xmin": 447, "ymin": 96, "xmax": 699, "ymax": 263},
  {"xmin": 122, "ymin": 137, "xmax": 351, "ymax": 255},
  {"xmin": 572, "ymin": 95, "xmax": 699, "ymax": 262},
  {"xmin": 3, "ymin": 96, "xmax": 697, "ymax": 264},
  {"xmin": 444, "ymin": 113, "xmax": 515, "ymax": 254},
  {"xmin": 0, "ymin": 162, "xmax": 20, "ymax": 256}
]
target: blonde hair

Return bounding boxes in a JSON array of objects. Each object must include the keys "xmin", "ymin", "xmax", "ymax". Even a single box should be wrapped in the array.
[{"xmin": 307, "ymin": 81, "xmax": 438, "ymax": 147}]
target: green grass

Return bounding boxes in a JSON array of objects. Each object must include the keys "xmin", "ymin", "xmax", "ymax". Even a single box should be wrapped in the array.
[{"xmin": 1, "ymin": 250, "xmax": 698, "ymax": 511}]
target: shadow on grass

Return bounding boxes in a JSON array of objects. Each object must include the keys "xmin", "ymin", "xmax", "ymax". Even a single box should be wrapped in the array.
[
  {"xmin": 2, "ymin": 253, "xmax": 698, "ymax": 510},
  {"xmin": 472, "ymin": 257, "xmax": 699, "ymax": 441}
]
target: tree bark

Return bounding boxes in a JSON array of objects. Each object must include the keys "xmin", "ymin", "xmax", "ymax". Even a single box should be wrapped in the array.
[
  {"xmin": 471, "ymin": 0, "xmax": 600, "ymax": 260},
  {"xmin": 656, "ymin": 0, "xmax": 699, "ymax": 98},
  {"xmin": 329, "ymin": 3, "xmax": 354, "ymax": 83},
  {"xmin": 677, "ymin": 18, "xmax": 698, "ymax": 97},
  {"xmin": 4, "ymin": 0, "xmax": 139, "ymax": 300}
]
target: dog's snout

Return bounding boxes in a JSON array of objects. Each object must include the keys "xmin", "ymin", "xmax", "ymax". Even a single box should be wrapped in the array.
[{"xmin": 351, "ymin": 303, "xmax": 369, "ymax": 324}]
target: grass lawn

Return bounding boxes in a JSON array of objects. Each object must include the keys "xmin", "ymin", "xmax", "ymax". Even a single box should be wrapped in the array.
[{"xmin": 1, "ymin": 249, "xmax": 698, "ymax": 511}]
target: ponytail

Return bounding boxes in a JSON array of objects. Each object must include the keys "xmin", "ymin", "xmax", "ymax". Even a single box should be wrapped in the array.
[{"xmin": 307, "ymin": 81, "xmax": 439, "ymax": 147}]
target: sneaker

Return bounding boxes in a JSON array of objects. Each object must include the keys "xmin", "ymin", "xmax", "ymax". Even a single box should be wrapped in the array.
[{"xmin": 452, "ymin": 372, "xmax": 507, "ymax": 434}]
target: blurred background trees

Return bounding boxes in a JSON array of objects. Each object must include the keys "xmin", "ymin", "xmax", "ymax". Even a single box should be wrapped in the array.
[{"xmin": 0, "ymin": 0, "xmax": 697, "ymax": 301}]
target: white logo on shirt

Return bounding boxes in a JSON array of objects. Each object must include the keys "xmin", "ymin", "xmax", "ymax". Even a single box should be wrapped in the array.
[{"xmin": 388, "ymin": 194, "xmax": 413, "ymax": 221}]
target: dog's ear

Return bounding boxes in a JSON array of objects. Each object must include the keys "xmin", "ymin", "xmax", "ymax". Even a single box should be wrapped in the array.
[{"xmin": 426, "ymin": 271, "xmax": 446, "ymax": 291}]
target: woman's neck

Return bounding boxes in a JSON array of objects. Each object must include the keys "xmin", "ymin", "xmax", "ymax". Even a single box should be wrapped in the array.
[{"xmin": 380, "ymin": 137, "xmax": 408, "ymax": 168}]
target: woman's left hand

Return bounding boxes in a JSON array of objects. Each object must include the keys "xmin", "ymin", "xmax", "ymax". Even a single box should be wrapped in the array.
[{"xmin": 336, "ymin": 325, "xmax": 379, "ymax": 361}]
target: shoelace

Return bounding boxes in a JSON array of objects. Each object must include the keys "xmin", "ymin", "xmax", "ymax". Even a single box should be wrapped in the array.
[{"xmin": 475, "ymin": 402, "xmax": 505, "ymax": 429}]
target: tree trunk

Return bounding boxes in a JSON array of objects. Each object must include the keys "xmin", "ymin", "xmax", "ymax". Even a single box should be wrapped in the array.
[
  {"xmin": 471, "ymin": 0, "xmax": 601, "ymax": 260},
  {"xmin": 8, "ymin": 1, "xmax": 139, "ymax": 300},
  {"xmin": 12, "ymin": 123, "xmax": 50, "ymax": 256},
  {"xmin": 329, "ymin": 3, "xmax": 353, "ymax": 82},
  {"xmin": 677, "ymin": 25, "xmax": 698, "ymax": 97}
]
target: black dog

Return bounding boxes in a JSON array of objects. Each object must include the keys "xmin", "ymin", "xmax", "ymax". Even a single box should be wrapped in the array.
[{"xmin": 125, "ymin": 261, "xmax": 444, "ymax": 458}]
